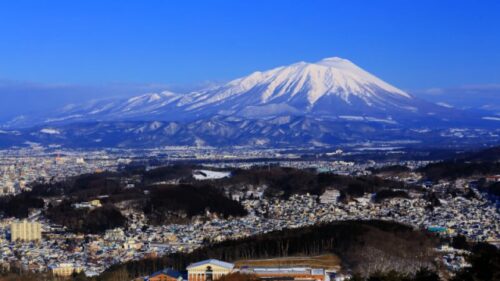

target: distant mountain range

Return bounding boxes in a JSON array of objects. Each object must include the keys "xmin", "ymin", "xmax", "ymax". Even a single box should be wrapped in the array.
[{"xmin": 1, "ymin": 57, "xmax": 499, "ymax": 148}]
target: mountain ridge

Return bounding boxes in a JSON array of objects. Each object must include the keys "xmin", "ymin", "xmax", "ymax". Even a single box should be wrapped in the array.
[
  {"xmin": 5, "ymin": 57, "xmax": 437, "ymax": 127},
  {"xmin": 1, "ymin": 57, "xmax": 498, "ymax": 148}
]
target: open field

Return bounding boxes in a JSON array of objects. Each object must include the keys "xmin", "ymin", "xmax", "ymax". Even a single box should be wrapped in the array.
[{"xmin": 234, "ymin": 254, "xmax": 341, "ymax": 269}]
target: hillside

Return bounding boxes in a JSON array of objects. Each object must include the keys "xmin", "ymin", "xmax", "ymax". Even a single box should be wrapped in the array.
[
  {"xmin": 100, "ymin": 220, "xmax": 438, "ymax": 279},
  {"xmin": 234, "ymin": 254, "xmax": 341, "ymax": 269}
]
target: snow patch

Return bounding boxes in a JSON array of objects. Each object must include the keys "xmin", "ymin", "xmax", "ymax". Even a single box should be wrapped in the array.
[
  {"xmin": 45, "ymin": 114, "xmax": 83, "ymax": 122},
  {"xmin": 483, "ymin": 116, "xmax": 500, "ymax": 121},
  {"xmin": 193, "ymin": 170, "xmax": 231, "ymax": 180},
  {"xmin": 436, "ymin": 102, "xmax": 454, "ymax": 108},
  {"xmin": 338, "ymin": 115, "xmax": 396, "ymax": 124},
  {"xmin": 365, "ymin": 117, "xmax": 397, "ymax": 124},
  {"xmin": 339, "ymin": 115, "xmax": 364, "ymax": 121},
  {"xmin": 40, "ymin": 128, "xmax": 61, "ymax": 135}
]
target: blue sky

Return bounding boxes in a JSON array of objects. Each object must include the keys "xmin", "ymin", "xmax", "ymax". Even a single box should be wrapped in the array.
[{"xmin": 0, "ymin": 0, "xmax": 499, "ymax": 118}]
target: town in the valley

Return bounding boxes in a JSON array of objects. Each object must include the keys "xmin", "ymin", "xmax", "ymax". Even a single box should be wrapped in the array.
[{"xmin": 0, "ymin": 146, "xmax": 498, "ymax": 280}]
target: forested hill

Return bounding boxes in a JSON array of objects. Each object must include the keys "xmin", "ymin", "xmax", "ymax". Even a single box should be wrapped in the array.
[
  {"xmin": 417, "ymin": 145, "xmax": 500, "ymax": 181},
  {"xmin": 100, "ymin": 220, "xmax": 438, "ymax": 280},
  {"xmin": 459, "ymin": 145, "xmax": 500, "ymax": 162}
]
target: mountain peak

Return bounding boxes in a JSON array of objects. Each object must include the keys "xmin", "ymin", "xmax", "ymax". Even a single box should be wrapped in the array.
[
  {"xmin": 186, "ymin": 56, "xmax": 412, "ymax": 111},
  {"xmin": 317, "ymin": 56, "xmax": 351, "ymax": 63},
  {"xmin": 6, "ymin": 57, "xmax": 421, "ymax": 128},
  {"xmin": 314, "ymin": 57, "xmax": 358, "ymax": 69}
]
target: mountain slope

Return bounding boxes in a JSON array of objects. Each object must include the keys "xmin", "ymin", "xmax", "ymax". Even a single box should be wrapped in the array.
[
  {"xmin": 2, "ymin": 57, "xmax": 498, "ymax": 148},
  {"xmin": 182, "ymin": 57, "xmax": 414, "ymax": 117},
  {"xmin": 6, "ymin": 57, "xmax": 457, "ymax": 127},
  {"xmin": 2, "ymin": 116, "xmax": 499, "ymax": 149}
]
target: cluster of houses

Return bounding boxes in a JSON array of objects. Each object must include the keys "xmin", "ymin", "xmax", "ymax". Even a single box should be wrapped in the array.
[
  {"xmin": 140, "ymin": 259, "xmax": 348, "ymax": 281},
  {"xmin": 0, "ymin": 150, "xmax": 124, "ymax": 197}
]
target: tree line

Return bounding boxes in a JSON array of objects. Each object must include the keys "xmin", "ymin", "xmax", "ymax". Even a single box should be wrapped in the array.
[{"xmin": 99, "ymin": 220, "xmax": 438, "ymax": 279}]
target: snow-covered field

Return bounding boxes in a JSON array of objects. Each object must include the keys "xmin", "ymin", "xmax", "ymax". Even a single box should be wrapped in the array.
[{"xmin": 193, "ymin": 169, "xmax": 231, "ymax": 180}]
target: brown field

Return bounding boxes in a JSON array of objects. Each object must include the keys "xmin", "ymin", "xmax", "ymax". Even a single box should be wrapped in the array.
[{"xmin": 234, "ymin": 254, "xmax": 341, "ymax": 269}]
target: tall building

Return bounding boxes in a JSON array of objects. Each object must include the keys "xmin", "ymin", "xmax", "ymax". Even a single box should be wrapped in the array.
[{"xmin": 10, "ymin": 220, "xmax": 41, "ymax": 242}]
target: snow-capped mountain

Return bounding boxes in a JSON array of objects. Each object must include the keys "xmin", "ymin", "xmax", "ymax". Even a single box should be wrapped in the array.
[
  {"xmin": 182, "ymin": 57, "xmax": 416, "ymax": 118},
  {"xmin": 8, "ymin": 57, "xmax": 444, "ymax": 126},
  {"xmin": 44, "ymin": 91, "xmax": 183, "ymax": 123},
  {"xmin": 2, "ymin": 57, "xmax": 497, "ymax": 148}
]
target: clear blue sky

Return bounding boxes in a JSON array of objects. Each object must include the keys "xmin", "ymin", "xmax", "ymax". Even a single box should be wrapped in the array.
[{"xmin": 0, "ymin": 0, "xmax": 499, "ymax": 91}]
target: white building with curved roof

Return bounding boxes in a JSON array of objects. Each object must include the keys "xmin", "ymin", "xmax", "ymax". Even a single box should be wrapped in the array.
[{"xmin": 187, "ymin": 259, "xmax": 234, "ymax": 281}]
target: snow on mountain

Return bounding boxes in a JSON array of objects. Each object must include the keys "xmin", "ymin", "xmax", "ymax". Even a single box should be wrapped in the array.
[
  {"xmin": 182, "ymin": 57, "xmax": 415, "ymax": 118},
  {"xmin": 1, "ymin": 57, "xmax": 498, "ymax": 148},
  {"xmin": 35, "ymin": 91, "xmax": 184, "ymax": 125},
  {"xmin": 483, "ymin": 116, "xmax": 500, "ymax": 121},
  {"xmin": 3, "ymin": 57, "xmax": 465, "ymax": 128},
  {"xmin": 40, "ymin": 128, "xmax": 60, "ymax": 134},
  {"xmin": 436, "ymin": 102, "xmax": 454, "ymax": 108}
]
